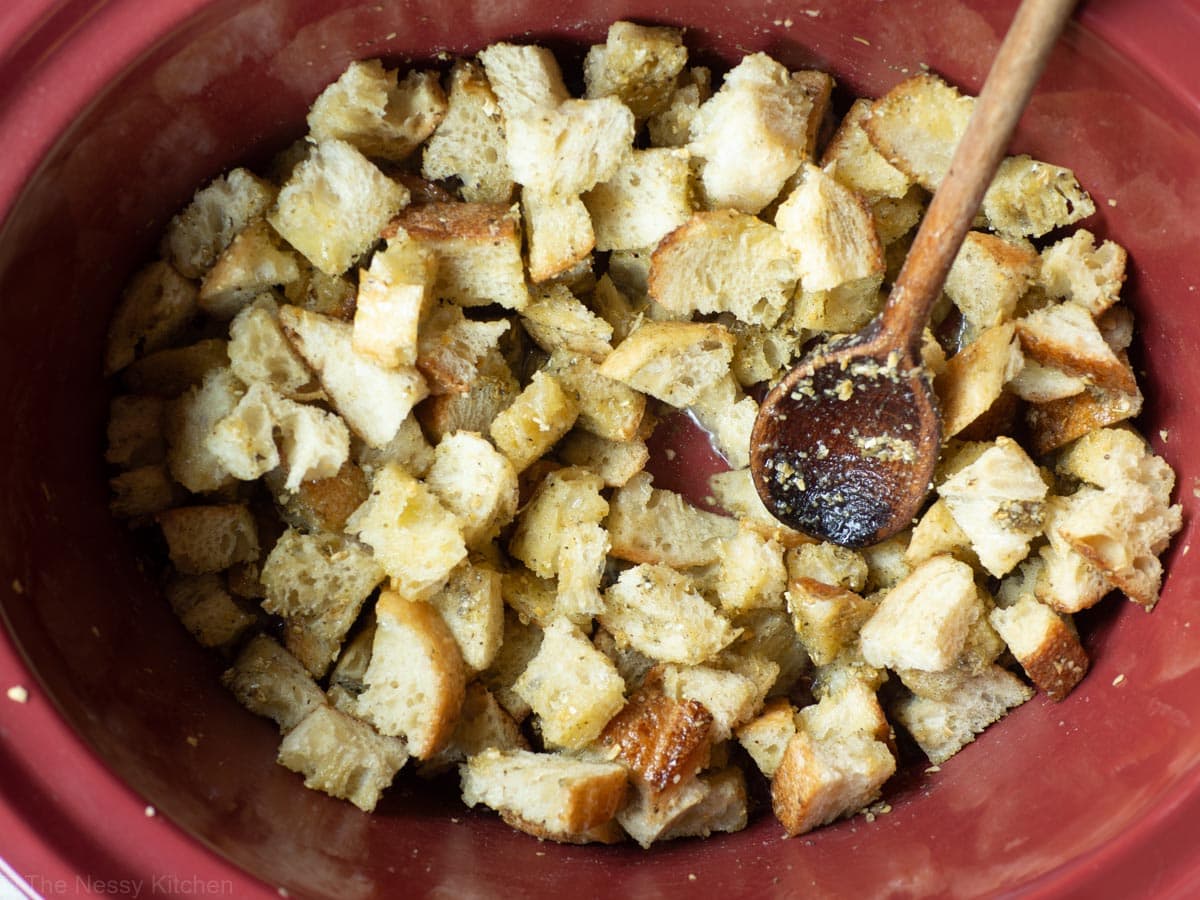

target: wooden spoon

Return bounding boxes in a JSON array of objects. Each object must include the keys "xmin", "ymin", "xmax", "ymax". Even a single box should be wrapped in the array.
[{"xmin": 750, "ymin": 0, "xmax": 1077, "ymax": 548}]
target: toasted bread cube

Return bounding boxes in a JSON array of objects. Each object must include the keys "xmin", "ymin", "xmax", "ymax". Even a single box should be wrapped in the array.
[
  {"xmin": 688, "ymin": 374, "xmax": 759, "ymax": 469},
  {"xmin": 648, "ymin": 209, "xmax": 798, "ymax": 327},
  {"xmin": 598, "ymin": 320, "xmax": 735, "ymax": 408},
  {"xmin": 352, "ymin": 235, "xmax": 436, "ymax": 369},
  {"xmin": 514, "ymin": 619, "xmax": 626, "ymax": 749},
  {"xmin": 415, "ymin": 302, "xmax": 510, "ymax": 396},
  {"xmin": 736, "ymin": 696, "xmax": 800, "ymax": 778},
  {"xmin": 165, "ymin": 573, "xmax": 256, "ymax": 649},
  {"xmin": 863, "ymin": 73, "xmax": 973, "ymax": 191},
  {"xmin": 771, "ymin": 728, "xmax": 896, "ymax": 836},
  {"xmin": 906, "ymin": 498, "xmax": 977, "ymax": 568},
  {"xmin": 788, "ymin": 578, "xmax": 876, "ymax": 667},
  {"xmin": 505, "ymin": 97, "xmax": 635, "ymax": 196},
  {"xmin": 222, "ymin": 634, "xmax": 325, "ymax": 733},
  {"xmin": 227, "ymin": 297, "xmax": 314, "ymax": 397},
  {"xmin": 202, "ymin": 381, "xmax": 280, "ymax": 481},
  {"xmin": 106, "ymin": 394, "xmax": 167, "ymax": 469},
  {"xmin": 1038, "ymin": 229, "xmax": 1126, "ymax": 316},
  {"xmin": 715, "ymin": 523, "xmax": 787, "ymax": 613},
  {"xmin": 307, "ymin": 61, "xmax": 447, "ymax": 162},
  {"xmin": 158, "ymin": 503, "xmax": 259, "ymax": 574},
  {"xmin": 277, "ymin": 704, "xmax": 408, "ymax": 812},
  {"xmin": 1017, "ymin": 300, "xmax": 1138, "ymax": 395},
  {"xmin": 616, "ymin": 774, "xmax": 712, "ymax": 849},
  {"xmin": 274, "ymin": 394, "xmax": 354, "ymax": 492},
  {"xmin": 425, "ymin": 432, "xmax": 519, "ymax": 549},
  {"xmin": 1008, "ymin": 357, "xmax": 1087, "ymax": 403},
  {"xmin": 388, "ymin": 202, "xmax": 528, "ymax": 310},
  {"xmin": 545, "ymin": 350, "xmax": 646, "ymax": 442},
  {"xmin": 480, "ymin": 611, "xmax": 544, "ymax": 722},
  {"xmin": 606, "ymin": 472, "xmax": 738, "ymax": 568},
  {"xmin": 583, "ymin": 21, "xmax": 688, "ymax": 120},
  {"xmin": 283, "ymin": 261, "xmax": 357, "ymax": 320},
  {"xmin": 791, "ymin": 276, "xmax": 884, "ymax": 333},
  {"xmin": 279, "ymin": 305, "xmax": 429, "ymax": 448},
  {"xmin": 268, "ymin": 139, "xmax": 410, "ymax": 275},
  {"xmin": 934, "ymin": 321, "xmax": 1023, "ymax": 438},
  {"xmin": 601, "ymin": 564, "xmax": 740, "ymax": 666},
  {"xmin": 859, "ymin": 555, "xmax": 982, "ymax": 672},
  {"xmin": 943, "ymin": 231, "xmax": 1038, "ymax": 334},
  {"xmin": 798, "ymin": 678, "xmax": 891, "ymax": 746},
  {"xmin": 346, "ymin": 462, "xmax": 466, "ymax": 600},
  {"xmin": 659, "ymin": 663, "xmax": 760, "ymax": 742},
  {"xmin": 647, "ymin": 66, "xmax": 712, "ymax": 148},
  {"xmin": 489, "ymin": 371, "xmax": 579, "ymax": 472},
  {"xmin": 162, "ymin": 168, "xmax": 277, "ymax": 278},
  {"xmin": 558, "ymin": 429, "xmax": 649, "ymax": 487},
  {"xmin": 422, "ymin": 60, "xmax": 514, "ymax": 203},
  {"xmin": 989, "ymin": 596, "xmax": 1088, "ymax": 701},
  {"xmin": 1055, "ymin": 427, "xmax": 1169, "ymax": 496},
  {"xmin": 731, "ymin": 607, "xmax": 812, "ymax": 697},
  {"xmin": 272, "ymin": 458, "xmax": 370, "ymax": 534},
  {"xmin": 418, "ymin": 682, "xmax": 529, "ymax": 776},
  {"xmin": 521, "ymin": 187, "xmax": 595, "ymax": 284},
  {"xmin": 689, "ymin": 53, "xmax": 816, "ymax": 214},
  {"xmin": 1034, "ymin": 497, "xmax": 1112, "ymax": 613},
  {"xmin": 354, "ymin": 591, "xmax": 466, "ymax": 758},
  {"xmin": 260, "ymin": 528, "xmax": 383, "ymax": 619},
  {"xmin": 282, "ymin": 584, "xmax": 374, "ymax": 681},
  {"xmin": 461, "ymin": 748, "xmax": 628, "ymax": 844},
  {"xmin": 583, "ymin": 147, "xmax": 693, "ymax": 252},
  {"xmin": 164, "ymin": 366, "xmax": 242, "ymax": 493},
  {"xmin": 786, "ymin": 542, "xmax": 869, "ymax": 592},
  {"xmin": 721, "ymin": 314, "xmax": 805, "ymax": 388},
  {"xmin": 981, "ymin": 155, "xmax": 1095, "ymax": 239},
  {"xmin": 418, "ymin": 349, "xmax": 521, "ymax": 444},
  {"xmin": 109, "ymin": 464, "xmax": 182, "ymax": 521},
  {"xmin": 520, "ymin": 284, "xmax": 614, "ymax": 362},
  {"xmin": 104, "ymin": 261, "xmax": 198, "ymax": 375},
  {"xmin": 1025, "ymin": 381, "xmax": 1143, "ymax": 457},
  {"xmin": 598, "ymin": 674, "xmax": 714, "ymax": 793},
  {"xmin": 658, "ymin": 767, "xmax": 748, "ymax": 844},
  {"xmin": 891, "ymin": 664, "xmax": 1033, "ymax": 764},
  {"xmin": 588, "ymin": 274, "xmax": 642, "ymax": 346},
  {"xmin": 198, "ymin": 220, "xmax": 301, "ymax": 320},
  {"xmin": 776, "ymin": 162, "xmax": 885, "ymax": 293},
  {"xmin": 476, "ymin": 43, "xmax": 569, "ymax": 118},
  {"xmin": 355, "ymin": 412, "xmax": 435, "ymax": 477},
  {"xmin": 501, "ymin": 566, "xmax": 573, "ymax": 629},
  {"xmin": 821, "ymin": 99, "xmax": 911, "ymax": 201},
  {"xmin": 122, "ymin": 337, "xmax": 230, "ymax": 398},
  {"xmin": 707, "ymin": 469, "xmax": 809, "ymax": 548},
  {"xmin": 428, "ymin": 559, "xmax": 505, "ymax": 673},
  {"xmin": 872, "ymin": 185, "xmax": 927, "ymax": 246},
  {"xmin": 938, "ymin": 437, "xmax": 1048, "ymax": 578}
]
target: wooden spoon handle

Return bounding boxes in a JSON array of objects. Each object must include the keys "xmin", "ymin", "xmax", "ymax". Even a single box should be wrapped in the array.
[{"xmin": 879, "ymin": 0, "xmax": 1078, "ymax": 350}]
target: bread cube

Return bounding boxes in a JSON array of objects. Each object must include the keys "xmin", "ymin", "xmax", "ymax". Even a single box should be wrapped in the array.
[
  {"xmin": 424, "ymin": 431, "xmax": 519, "ymax": 549},
  {"xmin": 1033, "ymin": 496, "xmax": 1113, "ymax": 613},
  {"xmin": 736, "ymin": 696, "xmax": 799, "ymax": 778},
  {"xmin": 1025, "ymin": 381, "xmax": 1143, "ymax": 457},
  {"xmin": 863, "ymin": 72, "xmax": 973, "ymax": 192},
  {"xmin": 933, "ymin": 321, "xmax": 1023, "ymax": 438},
  {"xmin": 460, "ymin": 748, "xmax": 628, "ymax": 844},
  {"xmin": 520, "ymin": 187, "xmax": 596, "ymax": 284},
  {"xmin": 647, "ymin": 65, "xmax": 712, "ymax": 148},
  {"xmin": 598, "ymin": 320, "xmax": 735, "ymax": 408},
  {"xmin": 283, "ymin": 260, "xmax": 357, "ymax": 320},
  {"xmin": 656, "ymin": 767, "xmax": 749, "ymax": 844},
  {"xmin": 721, "ymin": 314, "xmax": 806, "ymax": 388},
  {"xmin": 788, "ymin": 578, "xmax": 876, "ymax": 667},
  {"xmin": 260, "ymin": 528, "xmax": 383, "ymax": 618},
  {"xmin": 990, "ymin": 595, "xmax": 1088, "ymax": 701},
  {"xmin": 279, "ymin": 305, "xmax": 428, "ymax": 448},
  {"xmin": 606, "ymin": 472, "xmax": 738, "ymax": 568},
  {"xmin": 162, "ymin": 167, "xmax": 277, "ymax": 279},
  {"xmin": 353, "ymin": 235, "xmax": 436, "ymax": 369},
  {"xmin": 583, "ymin": 147, "xmax": 693, "ymax": 252},
  {"xmin": 648, "ymin": 209, "xmax": 798, "ymax": 327},
  {"xmin": 227, "ymin": 297, "xmax": 314, "ymax": 397},
  {"xmin": 222, "ymin": 633, "xmax": 325, "ymax": 733},
  {"xmin": 707, "ymin": 468, "xmax": 808, "ymax": 548},
  {"xmin": 820, "ymin": 98, "xmax": 911, "ymax": 201},
  {"xmin": 414, "ymin": 302, "xmax": 511, "ymax": 396},
  {"xmin": 1038, "ymin": 228, "xmax": 1126, "ymax": 316},
  {"xmin": 981, "ymin": 155, "xmax": 1095, "ymax": 240},
  {"xmin": 418, "ymin": 682, "xmax": 528, "ymax": 777},
  {"xmin": 157, "ymin": 503, "xmax": 259, "ymax": 574},
  {"xmin": 715, "ymin": 524, "xmax": 787, "ymax": 613},
  {"xmin": 520, "ymin": 284, "xmax": 614, "ymax": 362},
  {"xmin": 346, "ymin": 462, "xmax": 466, "ymax": 600},
  {"xmin": 616, "ymin": 773, "xmax": 718, "ymax": 849},
  {"xmin": 476, "ymin": 42, "xmax": 569, "ymax": 119},
  {"xmin": 544, "ymin": 350, "xmax": 646, "ymax": 442},
  {"xmin": 858, "ymin": 555, "xmax": 982, "ymax": 672},
  {"xmin": 514, "ymin": 619, "xmax": 626, "ymax": 749},
  {"xmin": 122, "ymin": 338, "xmax": 230, "ymax": 398},
  {"xmin": 504, "ymin": 97, "xmax": 635, "ymax": 196},
  {"xmin": 421, "ymin": 60, "xmax": 515, "ymax": 204},
  {"xmin": 268, "ymin": 139, "xmax": 410, "ymax": 276},
  {"xmin": 388, "ymin": 202, "xmax": 528, "ymax": 310},
  {"xmin": 418, "ymin": 349, "xmax": 521, "ymax": 443},
  {"xmin": 791, "ymin": 276, "xmax": 885, "ymax": 333},
  {"xmin": 104, "ymin": 261, "xmax": 198, "ymax": 375},
  {"xmin": 943, "ymin": 231, "xmax": 1038, "ymax": 335},
  {"xmin": 905, "ymin": 498, "xmax": 978, "ymax": 568},
  {"xmin": 479, "ymin": 610, "xmax": 544, "ymax": 723},
  {"xmin": 1017, "ymin": 300, "xmax": 1138, "ymax": 396},
  {"xmin": 307, "ymin": 60, "xmax": 447, "ymax": 162},
  {"xmin": 786, "ymin": 542, "xmax": 869, "ymax": 592},
  {"xmin": 106, "ymin": 394, "xmax": 167, "ymax": 469},
  {"xmin": 198, "ymin": 220, "xmax": 301, "ymax": 320},
  {"xmin": 688, "ymin": 374, "xmax": 759, "ymax": 469},
  {"xmin": 1008, "ymin": 357, "xmax": 1088, "ymax": 403},
  {"xmin": 558, "ymin": 429, "xmax": 649, "ymax": 487},
  {"xmin": 109, "ymin": 464, "xmax": 182, "ymax": 521},
  {"xmin": 202, "ymin": 381, "xmax": 280, "ymax": 481},
  {"xmin": 797, "ymin": 677, "xmax": 891, "ymax": 746},
  {"xmin": 355, "ymin": 591, "xmax": 466, "ymax": 758},
  {"xmin": 277, "ymin": 704, "xmax": 408, "ymax": 812},
  {"xmin": 428, "ymin": 559, "xmax": 505, "ymax": 673},
  {"xmin": 165, "ymin": 573, "xmax": 257, "ymax": 650},
  {"xmin": 659, "ymin": 663, "xmax": 761, "ymax": 742},
  {"xmin": 600, "ymin": 564, "xmax": 740, "ymax": 666},
  {"xmin": 689, "ymin": 53, "xmax": 817, "ymax": 214},
  {"xmin": 583, "ymin": 21, "xmax": 688, "ymax": 120},
  {"xmin": 489, "ymin": 371, "xmax": 579, "ymax": 472}
]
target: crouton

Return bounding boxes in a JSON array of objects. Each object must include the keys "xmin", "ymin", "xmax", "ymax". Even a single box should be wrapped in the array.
[
  {"xmin": 934, "ymin": 321, "xmax": 1024, "ymax": 438},
  {"xmin": 489, "ymin": 371, "xmax": 579, "ymax": 472},
  {"xmin": 222, "ymin": 633, "xmax": 326, "ymax": 733},
  {"xmin": 105, "ymin": 261, "xmax": 198, "ymax": 376},
  {"xmin": 648, "ymin": 210, "xmax": 798, "ymax": 327},
  {"xmin": 354, "ymin": 591, "xmax": 466, "ymax": 758},
  {"xmin": 279, "ymin": 305, "xmax": 429, "ymax": 448},
  {"xmin": 891, "ymin": 664, "xmax": 1033, "ymax": 764},
  {"xmin": 460, "ymin": 748, "xmax": 628, "ymax": 844},
  {"xmin": 283, "ymin": 261, "xmax": 357, "ymax": 320},
  {"xmin": 707, "ymin": 468, "xmax": 810, "ymax": 548},
  {"xmin": 863, "ymin": 72, "xmax": 973, "ymax": 192},
  {"xmin": 415, "ymin": 302, "xmax": 511, "ymax": 396},
  {"xmin": 165, "ymin": 573, "xmax": 257, "ymax": 650},
  {"xmin": 905, "ymin": 498, "xmax": 977, "ymax": 568},
  {"xmin": 387, "ymin": 202, "xmax": 529, "ymax": 311},
  {"xmin": 776, "ymin": 162, "xmax": 885, "ymax": 293},
  {"xmin": 720, "ymin": 314, "xmax": 806, "ymax": 388},
  {"xmin": 1025, "ymin": 381, "xmax": 1144, "ymax": 457},
  {"xmin": 544, "ymin": 350, "xmax": 646, "ymax": 442},
  {"xmin": 1018, "ymin": 301, "xmax": 1137, "ymax": 396},
  {"xmin": 271, "ymin": 458, "xmax": 370, "ymax": 534},
  {"xmin": 521, "ymin": 187, "xmax": 596, "ymax": 284},
  {"xmin": 268, "ymin": 139, "xmax": 410, "ymax": 275},
  {"xmin": 197, "ymin": 220, "xmax": 301, "ymax": 320},
  {"xmin": 688, "ymin": 374, "xmax": 759, "ymax": 469},
  {"xmin": 583, "ymin": 147, "xmax": 693, "ymax": 252},
  {"xmin": 788, "ymin": 578, "xmax": 876, "ymax": 667},
  {"xmin": 421, "ymin": 60, "xmax": 514, "ymax": 203},
  {"xmin": 425, "ymin": 431, "xmax": 519, "ymax": 549},
  {"xmin": 354, "ymin": 412, "xmax": 436, "ymax": 478},
  {"xmin": 937, "ymin": 437, "xmax": 1048, "ymax": 578},
  {"xmin": 162, "ymin": 167, "xmax": 278, "ymax": 279},
  {"xmin": 615, "ymin": 774, "xmax": 710, "ymax": 849},
  {"xmin": 514, "ymin": 618, "xmax": 626, "ymax": 749},
  {"xmin": 943, "ymin": 232, "xmax": 1039, "ymax": 335},
  {"xmin": 476, "ymin": 43, "xmax": 569, "ymax": 118},
  {"xmin": 419, "ymin": 682, "xmax": 529, "ymax": 776},
  {"xmin": 785, "ymin": 541, "xmax": 869, "ymax": 592},
  {"xmin": 557, "ymin": 429, "xmax": 648, "ymax": 487},
  {"xmin": 109, "ymin": 465, "xmax": 183, "ymax": 521},
  {"xmin": 505, "ymin": 97, "xmax": 635, "ymax": 197},
  {"xmin": 989, "ymin": 595, "xmax": 1088, "ymax": 701},
  {"xmin": 1008, "ymin": 357, "xmax": 1087, "ymax": 403},
  {"xmin": 981, "ymin": 155, "xmax": 1096, "ymax": 239},
  {"xmin": 106, "ymin": 394, "xmax": 167, "ymax": 469},
  {"xmin": 479, "ymin": 611, "xmax": 543, "ymax": 723},
  {"xmin": 798, "ymin": 677, "xmax": 891, "ymax": 747},
  {"xmin": 277, "ymin": 704, "xmax": 409, "ymax": 812},
  {"xmin": 260, "ymin": 528, "xmax": 383, "ymax": 619},
  {"xmin": 859, "ymin": 555, "xmax": 982, "ymax": 672},
  {"xmin": 598, "ymin": 320, "xmax": 734, "ymax": 408},
  {"xmin": 659, "ymin": 663, "xmax": 762, "ymax": 742},
  {"xmin": 424, "ymin": 559, "xmax": 505, "ymax": 675},
  {"xmin": 715, "ymin": 523, "xmax": 787, "ymax": 613},
  {"xmin": 157, "ymin": 503, "xmax": 259, "ymax": 574},
  {"xmin": 281, "ymin": 582, "xmax": 374, "ymax": 681},
  {"xmin": 606, "ymin": 472, "xmax": 738, "ymax": 568},
  {"xmin": 656, "ymin": 767, "xmax": 749, "ymax": 843},
  {"xmin": 307, "ymin": 60, "xmax": 447, "ymax": 162},
  {"xmin": 353, "ymin": 235, "xmax": 436, "ymax": 369},
  {"xmin": 227, "ymin": 297, "xmax": 315, "ymax": 398},
  {"xmin": 345, "ymin": 462, "xmax": 466, "ymax": 600},
  {"xmin": 736, "ymin": 696, "xmax": 800, "ymax": 778},
  {"xmin": 583, "ymin": 21, "xmax": 688, "ymax": 120},
  {"xmin": 689, "ymin": 53, "xmax": 817, "ymax": 214},
  {"xmin": 1038, "ymin": 228, "xmax": 1126, "ymax": 317},
  {"xmin": 820, "ymin": 99, "xmax": 911, "ymax": 201},
  {"xmin": 520, "ymin": 285, "xmax": 615, "ymax": 364},
  {"xmin": 1033, "ymin": 496, "xmax": 1113, "ymax": 613},
  {"xmin": 163, "ymin": 366, "xmax": 242, "ymax": 492}
]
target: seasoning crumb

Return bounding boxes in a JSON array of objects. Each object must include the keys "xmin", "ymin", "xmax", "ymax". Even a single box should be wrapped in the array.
[
  {"xmin": 688, "ymin": 874, "xmax": 697, "ymax": 882},
  {"xmin": 1112, "ymin": 673, "xmax": 1126, "ymax": 687},
  {"xmin": 186, "ymin": 735, "xmax": 200, "ymax": 747},
  {"xmin": 852, "ymin": 35, "xmax": 872, "ymax": 46},
  {"xmin": 664, "ymin": 448, "xmax": 677, "ymax": 461},
  {"xmin": 925, "ymin": 765, "xmax": 941, "ymax": 774},
  {"xmin": 7, "ymin": 685, "xmax": 29, "ymax": 704},
  {"xmin": 278, "ymin": 889, "xmax": 290, "ymax": 898},
  {"xmin": 144, "ymin": 805, "xmax": 157, "ymax": 817},
  {"xmin": 1160, "ymin": 429, "xmax": 1170, "ymax": 443},
  {"xmin": 1107, "ymin": 198, "xmax": 1118, "ymax": 207},
  {"xmin": 11, "ymin": 579, "xmax": 23, "ymax": 595},
  {"xmin": 91, "ymin": 626, "xmax": 101, "ymax": 638}
]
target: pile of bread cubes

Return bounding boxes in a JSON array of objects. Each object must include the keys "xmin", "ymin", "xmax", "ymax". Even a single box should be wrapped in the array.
[{"xmin": 102, "ymin": 20, "xmax": 1181, "ymax": 845}]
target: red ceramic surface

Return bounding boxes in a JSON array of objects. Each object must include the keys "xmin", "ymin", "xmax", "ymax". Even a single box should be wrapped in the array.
[{"xmin": 2, "ymin": 0, "xmax": 1200, "ymax": 897}]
